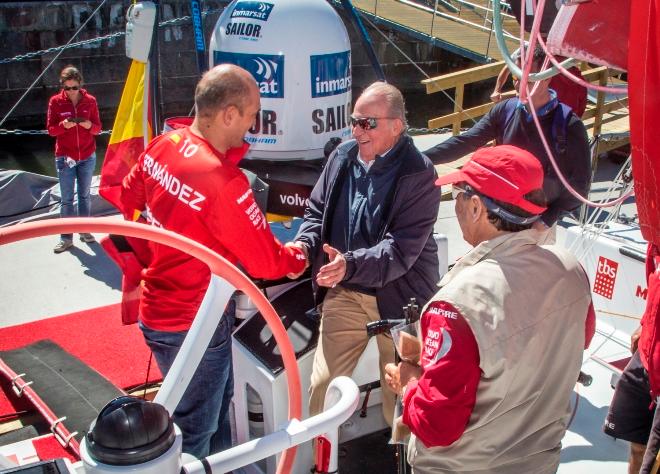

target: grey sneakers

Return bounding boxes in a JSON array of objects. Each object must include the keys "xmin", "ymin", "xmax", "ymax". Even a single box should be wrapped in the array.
[
  {"xmin": 54, "ymin": 234, "xmax": 95, "ymax": 253},
  {"xmin": 79, "ymin": 233, "xmax": 96, "ymax": 243},
  {"xmin": 53, "ymin": 240, "xmax": 74, "ymax": 253}
]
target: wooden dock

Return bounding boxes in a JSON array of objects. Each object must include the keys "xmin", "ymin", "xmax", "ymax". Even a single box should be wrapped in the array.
[
  {"xmin": 418, "ymin": 61, "xmax": 630, "ymax": 190},
  {"xmin": 423, "ymin": 62, "xmax": 629, "ymax": 155},
  {"xmin": 348, "ymin": 0, "xmax": 519, "ymax": 62}
]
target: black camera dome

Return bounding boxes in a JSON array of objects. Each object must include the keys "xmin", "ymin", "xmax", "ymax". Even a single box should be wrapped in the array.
[{"xmin": 85, "ymin": 395, "xmax": 175, "ymax": 465}]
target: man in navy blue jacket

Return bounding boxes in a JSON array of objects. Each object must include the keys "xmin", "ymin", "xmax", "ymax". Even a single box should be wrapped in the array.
[
  {"xmin": 293, "ymin": 82, "xmax": 441, "ymax": 426},
  {"xmin": 425, "ymin": 49, "xmax": 591, "ymax": 228}
]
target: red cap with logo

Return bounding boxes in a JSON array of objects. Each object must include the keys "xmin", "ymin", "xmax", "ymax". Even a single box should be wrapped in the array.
[{"xmin": 435, "ymin": 145, "xmax": 547, "ymax": 215}]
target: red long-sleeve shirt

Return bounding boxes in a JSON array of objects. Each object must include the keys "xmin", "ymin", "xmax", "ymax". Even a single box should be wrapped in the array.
[
  {"xmin": 120, "ymin": 128, "xmax": 306, "ymax": 331},
  {"xmin": 402, "ymin": 300, "xmax": 596, "ymax": 448},
  {"xmin": 46, "ymin": 89, "xmax": 101, "ymax": 160},
  {"xmin": 639, "ymin": 245, "xmax": 660, "ymax": 397}
]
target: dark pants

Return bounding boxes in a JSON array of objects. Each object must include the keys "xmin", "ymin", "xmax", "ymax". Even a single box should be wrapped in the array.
[
  {"xmin": 642, "ymin": 401, "xmax": 660, "ymax": 474},
  {"xmin": 604, "ymin": 351, "xmax": 660, "ymax": 473},
  {"xmin": 140, "ymin": 305, "xmax": 235, "ymax": 459}
]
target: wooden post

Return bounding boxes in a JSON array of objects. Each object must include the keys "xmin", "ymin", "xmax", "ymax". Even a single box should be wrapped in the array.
[
  {"xmin": 593, "ymin": 69, "xmax": 608, "ymax": 137},
  {"xmin": 453, "ymin": 83, "xmax": 465, "ymax": 135},
  {"xmin": 431, "ymin": 0, "xmax": 439, "ymax": 38},
  {"xmin": 592, "ymin": 69, "xmax": 608, "ymax": 156}
]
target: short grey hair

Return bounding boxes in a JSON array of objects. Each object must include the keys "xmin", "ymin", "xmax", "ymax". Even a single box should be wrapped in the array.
[{"xmin": 362, "ymin": 81, "xmax": 408, "ymax": 127}]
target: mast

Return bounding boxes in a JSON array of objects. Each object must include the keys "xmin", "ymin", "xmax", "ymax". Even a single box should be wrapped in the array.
[
  {"xmin": 190, "ymin": 0, "xmax": 208, "ymax": 75},
  {"xmin": 150, "ymin": 0, "xmax": 161, "ymax": 136},
  {"xmin": 339, "ymin": 0, "xmax": 386, "ymax": 82}
]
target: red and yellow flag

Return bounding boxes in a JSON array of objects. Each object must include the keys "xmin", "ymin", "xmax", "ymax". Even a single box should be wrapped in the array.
[{"xmin": 99, "ymin": 60, "xmax": 152, "ymax": 209}]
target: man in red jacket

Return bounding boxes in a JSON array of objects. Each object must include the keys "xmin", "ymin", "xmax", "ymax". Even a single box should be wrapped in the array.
[
  {"xmin": 604, "ymin": 244, "xmax": 660, "ymax": 474},
  {"xmin": 119, "ymin": 64, "xmax": 306, "ymax": 458},
  {"xmin": 47, "ymin": 65, "xmax": 102, "ymax": 253}
]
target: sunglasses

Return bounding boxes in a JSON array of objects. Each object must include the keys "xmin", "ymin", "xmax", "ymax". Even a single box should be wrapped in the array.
[
  {"xmin": 350, "ymin": 116, "xmax": 397, "ymax": 130},
  {"xmin": 451, "ymin": 185, "xmax": 476, "ymax": 200},
  {"xmin": 63, "ymin": 85, "xmax": 80, "ymax": 91}
]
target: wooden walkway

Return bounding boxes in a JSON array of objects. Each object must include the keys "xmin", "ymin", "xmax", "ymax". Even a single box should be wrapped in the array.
[
  {"xmin": 349, "ymin": 0, "xmax": 519, "ymax": 62},
  {"xmin": 422, "ymin": 63, "xmax": 630, "ymax": 182}
]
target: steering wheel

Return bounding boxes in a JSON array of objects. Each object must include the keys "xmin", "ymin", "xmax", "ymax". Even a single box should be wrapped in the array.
[{"xmin": 0, "ymin": 217, "xmax": 302, "ymax": 474}]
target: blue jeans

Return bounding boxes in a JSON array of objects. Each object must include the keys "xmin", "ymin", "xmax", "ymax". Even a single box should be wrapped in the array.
[
  {"xmin": 55, "ymin": 153, "xmax": 96, "ymax": 241},
  {"xmin": 139, "ymin": 303, "xmax": 235, "ymax": 459}
]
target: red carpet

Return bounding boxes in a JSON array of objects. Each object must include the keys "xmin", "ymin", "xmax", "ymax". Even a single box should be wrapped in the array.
[
  {"xmin": 32, "ymin": 435, "xmax": 78, "ymax": 464},
  {"xmin": 0, "ymin": 303, "xmax": 162, "ymax": 416}
]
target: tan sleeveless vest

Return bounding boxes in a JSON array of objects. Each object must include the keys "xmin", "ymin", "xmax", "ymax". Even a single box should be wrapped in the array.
[{"xmin": 408, "ymin": 230, "xmax": 591, "ymax": 474}]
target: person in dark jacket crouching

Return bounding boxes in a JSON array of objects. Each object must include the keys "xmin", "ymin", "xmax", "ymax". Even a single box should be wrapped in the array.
[{"xmin": 293, "ymin": 81, "xmax": 442, "ymax": 429}]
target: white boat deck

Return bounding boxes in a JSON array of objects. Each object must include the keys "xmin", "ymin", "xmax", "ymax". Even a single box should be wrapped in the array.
[{"xmin": 0, "ymin": 136, "xmax": 638, "ymax": 472}]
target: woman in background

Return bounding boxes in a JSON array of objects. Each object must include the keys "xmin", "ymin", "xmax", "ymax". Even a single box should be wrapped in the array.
[{"xmin": 47, "ymin": 65, "xmax": 101, "ymax": 253}]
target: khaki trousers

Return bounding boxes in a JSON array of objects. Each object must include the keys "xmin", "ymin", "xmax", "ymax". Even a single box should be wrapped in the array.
[{"xmin": 309, "ymin": 287, "xmax": 396, "ymax": 425}]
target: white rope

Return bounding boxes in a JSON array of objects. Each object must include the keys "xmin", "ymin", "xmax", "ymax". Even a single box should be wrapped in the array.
[
  {"xmin": 0, "ymin": 0, "xmax": 109, "ymax": 128},
  {"xmin": 360, "ymin": 8, "xmax": 480, "ymax": 126}
]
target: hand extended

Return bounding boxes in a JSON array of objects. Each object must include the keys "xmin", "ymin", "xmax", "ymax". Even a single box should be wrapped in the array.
[
  {"xmin": 631, "ymin": 325, "xmax": 642, "ymax": 354},
  {"xmin": 316, "ymin": 243, "xmax": 346, "ymax": 288},
  {"xmin": 285, "ymin": 241, "xmax": 309, "ymax": 279},
  {"xmin": 384, "ymin": 361, "xmax": 422, "ymax": 396}
]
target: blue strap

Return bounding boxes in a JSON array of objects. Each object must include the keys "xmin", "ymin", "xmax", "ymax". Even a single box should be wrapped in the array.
[
  {"xmin": 552, "ymin": 103, "xmax": 573, "ymax": 156},
  {"xmin": 502, "ymin": 96, "xmax": 572, "ymax": 156}
]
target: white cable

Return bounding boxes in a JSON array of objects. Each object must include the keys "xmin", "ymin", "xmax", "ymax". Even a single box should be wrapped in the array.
[
  {"xmin": 0, "ymin": 0, "xmax": 109, "ymax": 128},
  {"xmin": 359, "ymin": 5, "xmax": 481, "ymax": 126}
]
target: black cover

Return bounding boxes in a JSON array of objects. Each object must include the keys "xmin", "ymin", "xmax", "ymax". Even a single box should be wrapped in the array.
[
  {"xmin": 86, "ymin": 396, "xmax": 175, "ymax": 466},
  {"xmin": 0, "ymin": 170, "xmax": 116, "ymax": 227},
  {"xmin": 240, "ymin": 159, "xmax": 323, "ymax": 218},
  {"xmin": 0, "ymin": 340, "xmax": 123, "ymax": 439},
  {"xmin": 233, "ymin": 279, "xmax": 318, "ymax": 375}
]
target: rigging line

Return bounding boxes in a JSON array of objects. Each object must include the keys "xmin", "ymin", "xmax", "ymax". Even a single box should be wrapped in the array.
[
  {"xmin": 528, "ymin": 0, "xmax": 628, "ymax": 95},
  {"xmin": 565, "ymin": 156, "xmax": 633, "ymax": 258},
  {"xmin": 524, "ymin": 78, "xmax": 635, "ymax": 209},
  {"xmin": 0, "ymin": 9, "xmax": 222, "ymax": 65},
  {"xmin": 568, "ymin": 167, "xmax": 632, "ymax": 260},
  {"xmin": 0, "ymin": 0, "xmax": 109, "ymax": 129},
  {"xmin": 597, "ymin": 309, "xmax": 642, "ymax": 321},
  {"xmin": 359, "ymin": 9, "xmax": 479, "ymax": 126},
  {"xmin": 581, "ymin": 156, "xmax": 631, "ymax": 230},
  {"xmin": 361, "ymin": 14, "xmax": 430, "ymax": 80},
  {"xmin": 492, "ymin": 0, "xmax": 577, "ymax": 81},
  {"xmin": 588, "ymin": 158, "xmax": 632, "ymax": 226}
]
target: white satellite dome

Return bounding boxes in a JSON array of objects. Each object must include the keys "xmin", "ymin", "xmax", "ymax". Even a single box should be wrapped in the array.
[{"xmin": 209, "ymin": 0, "xmax": 352, "ymax": 160}]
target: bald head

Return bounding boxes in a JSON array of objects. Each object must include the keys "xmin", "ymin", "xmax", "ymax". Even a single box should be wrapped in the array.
[{"xmin": 195, "ymin": 64, "xmax": 259, "ymax": 119}]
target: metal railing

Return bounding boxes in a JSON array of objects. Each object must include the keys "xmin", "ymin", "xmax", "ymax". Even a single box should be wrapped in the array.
[
  {"xmin": 181, "ymin": 377, "xmax": 360, "ymax": 473},
  {"xmin": 362, "ymin": 0, "xmax": 517, "ymax": 60},
  {"xmin": 423, "ymin": 62, "xmax": 630, "ymax": 147}
]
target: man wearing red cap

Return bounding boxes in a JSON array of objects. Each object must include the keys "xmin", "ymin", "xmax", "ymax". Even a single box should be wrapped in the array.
[{"xmin": 385, "ymin": 145, "xmax": 595, "ymax": 473}]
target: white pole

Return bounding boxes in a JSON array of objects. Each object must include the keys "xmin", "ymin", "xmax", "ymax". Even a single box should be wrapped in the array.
[
  {"xmin": 181, "ymin": 377, "xmax": 360, "ymax": 474},
  {"xmin": 154, "ymin": 275, "xmax": 234, "ymax": 413}
]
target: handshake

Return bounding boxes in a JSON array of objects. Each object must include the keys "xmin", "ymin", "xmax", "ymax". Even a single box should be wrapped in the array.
[
  {"xmin": 285, "ymin": 241, "xmax": 309, "ymax": 279},
  {"xmin": 285, "ymin": 241, "xmax": 347, "ymax": 289}
]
